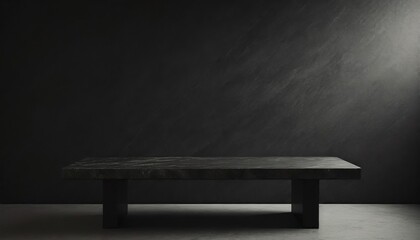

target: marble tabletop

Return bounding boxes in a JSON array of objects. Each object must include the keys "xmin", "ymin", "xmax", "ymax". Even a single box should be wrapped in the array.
[{"xmin": 62, "ymin": 157, "xmax": 361, "ymax": 180}]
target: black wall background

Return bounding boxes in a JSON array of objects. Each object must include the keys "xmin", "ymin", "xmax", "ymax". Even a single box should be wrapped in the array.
[{"xmin": 1, "ymin": 0, "xmax": 420, "ymax": 203}]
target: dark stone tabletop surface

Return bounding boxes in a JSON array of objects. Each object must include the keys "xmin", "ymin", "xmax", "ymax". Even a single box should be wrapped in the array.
[{"xmin": 62, "ymin": 157, "xmax": 361, "ymax": 180}]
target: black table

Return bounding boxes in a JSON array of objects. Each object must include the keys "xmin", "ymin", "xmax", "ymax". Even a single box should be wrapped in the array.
[{"xmin": 62, "ymin": 157, "xmax": 361, "ymax": 228}]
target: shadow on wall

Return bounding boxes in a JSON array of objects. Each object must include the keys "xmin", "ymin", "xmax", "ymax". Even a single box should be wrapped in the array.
[{"xmin": 1, "ymin": 0, "xmax": 420, "ymax": 203}]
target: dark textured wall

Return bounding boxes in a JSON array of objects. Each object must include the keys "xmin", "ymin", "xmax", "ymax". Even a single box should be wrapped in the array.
[{"xmin": 2, "ymin": 0, "xmax": 420, "ymax": 203}]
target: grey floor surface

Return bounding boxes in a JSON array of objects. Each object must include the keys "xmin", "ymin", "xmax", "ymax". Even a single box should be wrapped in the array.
[{"xmin": 0, "ymin": 204, "xmax": 419, "ymax": 240}]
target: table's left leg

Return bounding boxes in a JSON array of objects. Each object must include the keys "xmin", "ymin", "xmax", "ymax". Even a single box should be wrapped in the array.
[
  {"xmin": 291, "ymin": 179, "xmax": 319, "ymax": 228},
  {"xmin": 103, "ymin": 179, "xmax": 128, "ymax": 228}
]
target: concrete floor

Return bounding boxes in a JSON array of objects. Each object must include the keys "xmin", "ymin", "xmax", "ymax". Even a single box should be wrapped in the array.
[{"xmin": 0, "ymin": 204, "xmax": 419, "ymax": 240}]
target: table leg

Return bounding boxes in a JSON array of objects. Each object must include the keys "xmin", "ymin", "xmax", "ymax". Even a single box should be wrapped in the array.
[
  {"xmin": 291, "ymin": 179, "xmax": 319, "ymax": 228},
  {"xmin": 103, "ymin": 179, "xmax": 128, "ymax": 228}
]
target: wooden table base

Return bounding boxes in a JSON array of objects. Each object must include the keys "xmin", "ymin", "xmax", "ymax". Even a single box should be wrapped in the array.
[{"xmin": 102, "ymin": 179, "xmax": 320, "ymax": 229}]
